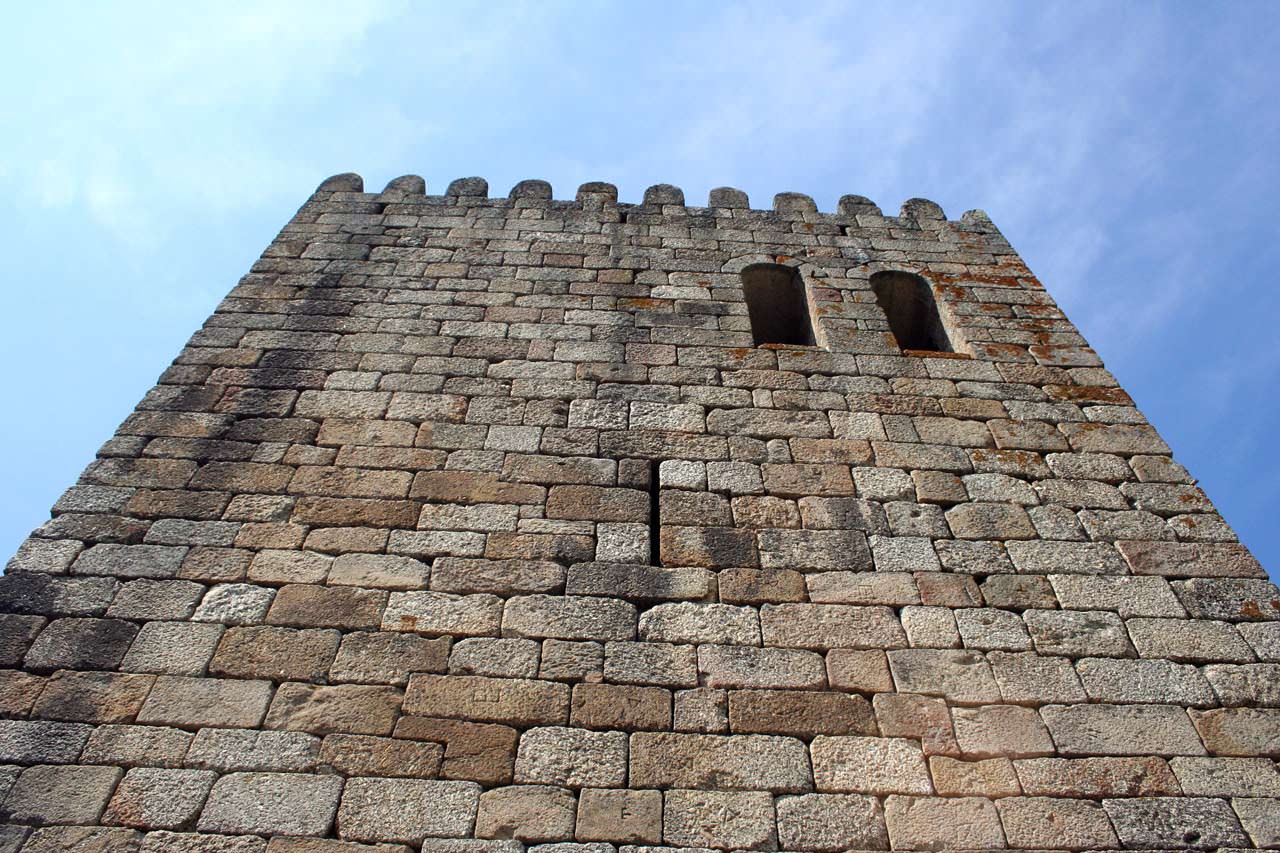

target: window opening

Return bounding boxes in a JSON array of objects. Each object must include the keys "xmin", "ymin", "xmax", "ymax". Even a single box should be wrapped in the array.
[
  {"xmin": 870, "ymin": 270, "xmax": 953, "ymax": 352},
  {"xmin": 648, "ymin": 460, "xmax": 662, "ymax": 566},
  {"xmin": 740, "ymin": 263, "xmax": 816, "ymax": 347}
]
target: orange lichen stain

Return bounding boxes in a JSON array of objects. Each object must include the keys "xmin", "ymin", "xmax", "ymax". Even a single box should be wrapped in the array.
[
  {"xmin": 803, "ymin": 223, "xmax": 814, "ymax": 232},
  {"xmin": 903, "ymin": 349, "xmax": 972, "ymax": 360},
  {"xmin": 620, "ymin": 297, "xmax": 668, "ymax": 310},
  {"xmin": 398, "ymin": 615, "xmax": 418, "ymax": 630},
  {"xmin": 775, "ymin": 255, "xmax": 792, "ymax": 264},
  {"xmin": 1241, "ymin": 601, "xmax": 1265, "ymax": 619}
]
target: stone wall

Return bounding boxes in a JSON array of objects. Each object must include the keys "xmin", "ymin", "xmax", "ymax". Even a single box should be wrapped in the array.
[{"xmin": 0, "ymin": 172, "xmax": 1276, "ymax": 851}]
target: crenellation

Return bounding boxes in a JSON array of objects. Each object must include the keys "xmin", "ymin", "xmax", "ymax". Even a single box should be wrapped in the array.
[{"xmin": 0, "ymin": 171, "xmax": 1273, "ymax": 849}]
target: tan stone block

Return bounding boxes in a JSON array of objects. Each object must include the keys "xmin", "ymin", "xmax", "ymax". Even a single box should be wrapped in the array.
[
  {"xmin": 775, "ymin": 792, "xmax": 889, "ymax": 852},
  {"xmin": 474, "ymin": 784, "xmax": 576, "ymax": 842},
  {"xmin": 718, "ymin": 568, "xmax": 806, "ymax": 604},
  {"xmin": 811, "ymin": 735, "xmax": 932, "ymax": 795},
  {"xmin": 513, "ymin": 726, "xmax": 627, "ymax": 788},
  {"xmin": 1190, "ymin": 707, "xmax": 1280, "ymax": 757},
  {"xmin": 137, "ymin": 676, "xmax": 273, "ymax": 730},
  {"xmin": 1013, "ymin": 756, "xmax": 1181, "ymax": 797},
  {"xmin": 329, "ymin": 631, "xmax": 449, "ymax": 685},
  {"xmin": 267, "ymin": 584, "xmax": 387, "ymax": 630},
  {"xmin": 826, "ymin": 649, "xmax": 895, "ymax": 694},
  {"xmin": 952, "ymin": 704, "xmax": 1054, "ymax": 758},
  {"xmin": 319, "ymin": 734, "xmax": 442, "ymax": 778},
  {"xmin": 411, "ymin": 471, "xmax": 545, "ymax": 505},
  {"xmin": 698, "ymin": 644, "xmax": 827, "ymax": 690},
  {"xmin": 928, "ymin": 756, "xmax": 1021, "ymax": 797},
  {"xmin": 873, "ymin": 693, "xmax": 959, "ymax": 756},
  {"xmin": 403, "ymin": 674, "xmax": 569, "ymax": 727},
  {"xmin": 30, "ymin": 671, "xmax": 154, "ymax": 724},
  {"xmin": 662, "ymin": 789, "xmax": 776, "ymax": 850},
  {"xmin": 728, "ymin": 689, "xmax": 876, "ymax": 738},
  {"xmin": 291, "ymin": 497, "xmax": 421, "ymax": 529},
  {"xmin": 570, "ymin": 683, "xmax": 670, "ymax": 731},
  {"xmin": 884, "ymin": 794, "xmax": 1006, "ymax": 850},
  {"xmin": 761, "ymin": 603, "xmax": 906, "ymax": 650},
  {"xmin": 629, "ymin": 731, "xmax": 811, "ymax": 793},
  {"xmin": 393, "ymin": 716, "xmax": 518, "ymax": 786},
  {"xmin": 209, "ymin": 626, "xmax": 340, "ymax": 682},
  {"xmin": 997, "ymin": 796, "xmax": 1119, "ymax": 849},
  {"xmin": 265, "ymin": 683, "xmax": 403, "ymax": 736},
  {"xmin": 430, "ymin": 558, "xmax": 565, "ymax": 596},
  {"xmin": 574, "ymin": 788, "xmax": 662, "ymax": 843},
  {"xmin": 545, "ymin": 486, "xmax": 648, "ymax": 522}
]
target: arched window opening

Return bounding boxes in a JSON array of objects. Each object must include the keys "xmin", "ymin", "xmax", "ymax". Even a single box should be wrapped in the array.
[
  {"xmin": 741, "ymin": 263, "xmax": 816, "ymax": 347},
  {"xmin": 870, "ymin": 271, "xmax": 953, "ymax": 353}
]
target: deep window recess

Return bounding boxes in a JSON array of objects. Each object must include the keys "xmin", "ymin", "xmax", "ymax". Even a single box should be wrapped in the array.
[
  {"xmin": 741, "ymin": 263, "xmax": 816, "ymax": 347},
  {"xmin": 870, "ymin": 270, "xmax": 953, "ymax": 352}
]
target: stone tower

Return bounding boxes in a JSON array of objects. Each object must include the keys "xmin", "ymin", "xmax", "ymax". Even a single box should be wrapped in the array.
[{"xmin": 0, "ymin": 172, "xmax": 1276, "ymax": 852}]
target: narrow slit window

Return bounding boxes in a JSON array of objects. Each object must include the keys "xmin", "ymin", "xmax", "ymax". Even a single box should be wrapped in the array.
[
  {"xmin": 648, "ymin": 460, "xmax": 662, "ymax": 567},
  {"xmin": 741, "ymin": 263, "xmax": 816, "ymax": 347},
  {"xmin": 870, "ymin": 270, "xmax": 953, "ymax": 353}
]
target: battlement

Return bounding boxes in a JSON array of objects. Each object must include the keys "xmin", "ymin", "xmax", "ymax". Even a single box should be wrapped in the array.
[{"xmin": 313, "ymin": 172, "xmax": 1000, "ymax": 232}]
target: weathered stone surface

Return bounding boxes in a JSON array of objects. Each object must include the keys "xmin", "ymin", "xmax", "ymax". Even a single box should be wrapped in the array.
[
  {"xmin": 502, "ymin": 595, "xmax": 636, "ymax": 641},
  {"xmin": 662, "ymin": 789, "xmax": 776, "ymax": 850},
  {"xmin": 512, "ymin": 727, "xmax": 627, "ymax": 787},
  {"xmin": 1103, "ymin": 796, "xmax": 1248, "ymax": 849},
  {"xmin": 697, "ymin": 644, "xmax": 827, "ymax": 689},
  {"xmin": 265, "ymin": 683, "xmax": 402, "ymax": 736},
  {"xmin": 886, "ymin": 649, "xmax": 1000, "ymax": 703},
  {"xmin": 197, "ymin": 772, "xmax": 341, "ymax": 836},
  {"xmin": 883, "ymin": 794, "xmax": 1006, "ymax": 850},
  {"xmin": 996, "ymin": 796, "xmax": 1119, "ymax": 849},
  {"xmin": 1013, "ymin": 755, "xmax": 1180, "ymax": 797},
  {"xmin": 0, "ymin": 764, "xmax": 122, "ymax": 825},
  {"xmin": 82, "ymin": 723, "xmax": 194, "ymax": 769},
  {"xmin": 1041, "ymin": 703, "xmax": 1206, "ymax": 756},
  {"xmin": 605, "ymin": 640, "xmax": 697, "ymax": 688},
  {"xmin": 330, "ymin": 631, "xmax": 450, "ymax": 685},
  {"xmin": 952, "ymin": 704, "xmax": 1055, "ymax": 758},
  {"xmin": 382, "ymin": 591, "xmax": 502, "ymax": 637},
  {"xmin": 138, "ymin": 676, "xmax": 273, "ymax": 729},
  {"xmin": 811, "ymin": 735, "xmax": 932, "ymax": 795},
  {"xmin": 760, "ymin": 603, "xmax": 906, "ymax": 650},
  {"xmin": 774, "ymin": 792, "xmax": 888, "ymax": 851},
  {"xmin": 574, "ymin": 788, "xmax": 662, "ymax": 843},
  {"xmin": 337, "ymin": 778, "xmax": 481, "ymax": 843},
  {"xmin": 30, "ymin": 670, "xmax": 154, "ymax": 724},
  {"xmin": 320, "ymin": 734, "xmax": 442, "ymax": 778},
  {"xmin": 474, "ymin": 784, "xmax": 576, "ymax": 842},
  {"xmin": 638, "ymin": 601, "xmax": 758, "ymax": 645},
  {"xmin": 565, "ymin": 563, "xmax": 711, "ymax": 602},
  {"xmin": 404, "ymin": 674, "xmax": 569, "ymax": 727},
  {"xmin": 929, "ymin": 755, "xmax": 1021, "ymax": 797},
  {"xmin": 1190, "ymin": 707, "xmax": 1280, "ymax": 756},
  {"xmin": 102, "ymin": 767, "xmax": 216, "ymax": 830},
  {"xmin": 630, "ymin": 731, "xmax": 812, "ymax": 792},
  {"xmin": 24, "ymin": 617, "xmax": 138, "ymax": 670},
  {"xmin": 728, "ymin": 689, "xmax": 875, "ymax": 738},
  {"xmin": 570, "ymin": 683, "xmax": 670, "ymax": 731},
  {"xmin": 210, "ymin": 626, "xmax": 341, "ymax": 682},
  {"xmin": 186, "ymin": 729, "xmax": 320, "ymax": 773}
]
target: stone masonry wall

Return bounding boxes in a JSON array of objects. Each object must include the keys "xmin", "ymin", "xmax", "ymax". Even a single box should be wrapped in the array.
[{"xmin": 0, "ymin": 171, "xmax": 1276, "ymax": 852}]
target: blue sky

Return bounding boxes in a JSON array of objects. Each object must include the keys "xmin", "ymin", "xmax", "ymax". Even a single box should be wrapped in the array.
[{"xmin": 2, "ymin": 2, "xmax": 1277, "ymax": 579}]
